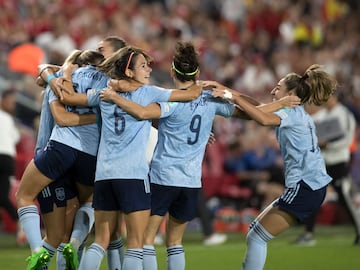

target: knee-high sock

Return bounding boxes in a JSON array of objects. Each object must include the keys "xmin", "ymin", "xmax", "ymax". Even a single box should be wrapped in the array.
[
  {"xmin": 242, "ymin": 222, "xmax": 273, "ymax": 270},
  {"xmin": 167, "ymin": 245, "xmax": 185, "ymax": 270},
  {"xmin": 122, "ymin": 248, "xmax": 143, "ymax": 270},
  {"xmin": 56, "ymin": 243, "xmax": 66, "ymax": 270},
  {"xmin": 17, "ymin": 205, "xmax": 42, "ymax": 252},
  {"xmin": 41, "ymin": 241, "xmax": 56, "ymax": 269},
  {"xmin": 107, "ymin": 238, "xmax": 124, "ymax": 270},
  {"xmin": 79, "ymin": 243, "xmax": 105, "ymax": 270},
  {"xmin": 70, "ymin": 203, "xmax": 94, "ymax": 250},
  {"xmin": 78, "ymin": 241, "xmax": 86, "ymax": 263},
  {"xmin": 143, "ymin": 245, "xmax": 157, "ymax": 270}
]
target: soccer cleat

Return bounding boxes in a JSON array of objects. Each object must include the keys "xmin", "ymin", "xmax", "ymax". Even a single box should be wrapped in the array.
[
  {"xmin": 154, "ymin": 233, "xmax": 164, "ymax": 245},
  {"xmin": 26, "ymin": 247, "xmax": 50, "ymax": 270},
  {"xmin": 294, "ymin": 234, "xmax": 316, "ymax": 246},
  {"xmin": 354, "ymin": 235, "xmax": 360, "ymax": 246},
  {"xmin": 63, "ymin": 243, "xmax": 79, "ymax": 270},
  {"xmin": 203, "ymin": 233, "xmax": 227, "ymax": 246}
]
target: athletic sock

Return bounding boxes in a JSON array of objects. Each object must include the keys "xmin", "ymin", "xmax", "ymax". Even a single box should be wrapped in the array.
[
  {"xmin": 122, "ymin": 248, "xmax": 143, "ymax": 270},
  {"xmin": 143, "ymin": 245, "xmax": 157, "ymax": 270},
  {"xmin": 41, "ymin": 241, "xmax": 56, "ymax": 268},
  {"xmin": 107, "ymin": 238, "xmax": 124, "ymax": 270},
  {"xmin": 56, "ymin": 243, "xmax": 66, "ymax": 270},
  {"xmin": 70, "ymin": 203, "xmax": 94, "ymax": 250},
  {"xmin": 242, "ymin": 221, "xmax": 273, "ymax": 270},
  {"xmin": 167, "ymin": 245, "xmax": 185, "ymax": 270},
  {"xmin": 17, "ymin": 205, "xmax": 43, "ymax": 252},
  {"xmin": 79, "ymin": 243, "xmax": 105, "ymax": 270}
]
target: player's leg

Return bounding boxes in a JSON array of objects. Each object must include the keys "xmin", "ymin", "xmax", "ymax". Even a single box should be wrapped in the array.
[
  {"xmin": 107, "ymin": 211, "xmax": 125, "ymax": 270},
  {"xmin": 16, "ymin": 160, "xmax": 52, "ymax": 254},
  {"xmin": 79, "ymin": 209, "xmax": 117, "ymax": 270},
  {"xmin": 63, "ymin": 151, "xmax": 96, "ymax": 269},
  {"xmin": 242, "ymin": 181, "xmax": 326, "ymax": 270},
  {"xmin": 165, "ymin": 187, "xmax": 200, "ymax": 270},
  {"xmin": 56, "ymin": 195, "xmax": 79, "ymax": 270},
  {"xmin": 143, "ymin": 215, "xmax": 165, "ymax": 270},
  {"xmin": 166, "ymin": 216, "xmax": 188, "ymax": 270}
]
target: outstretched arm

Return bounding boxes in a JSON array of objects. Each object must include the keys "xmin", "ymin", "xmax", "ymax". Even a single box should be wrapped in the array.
[
  {"xmin": 111, "ymin": 79, "xmax": 203, "ymax": 101},
  {"xmin": 201, "ymin": 80, "xmax": 300, "ymax": 121},
  {"xmin": 100, "ymin": 88, "xmax": 161, "ymax": 120},
  {"xmin": 212, "ymin": 89, "xmax": 281, "ymax": 126}
]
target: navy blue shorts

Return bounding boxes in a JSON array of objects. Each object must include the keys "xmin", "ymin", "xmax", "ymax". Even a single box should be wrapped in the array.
[
  {"xmin": 37, "ymin": 174, "xmax": 78, "ymax": 214},
  {"xmin": 92, "ymin": 179, "xmax": 151, "ymax": 213},
  {"xmin": 34, "ymin": 140, "xmax": 96, "ymax": 186},
  {"xmin": 275, "ymin": 180, "xmax": 327, "ymax": 223},
  {"xmin": 150, "ymin": 183, "xmax": 200, "ymax": 222}
]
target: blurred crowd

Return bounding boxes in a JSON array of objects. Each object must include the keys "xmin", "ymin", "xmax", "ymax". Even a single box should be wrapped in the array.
[{"xmin": 1, "ymin": 0, "xmax": 360, "ymax": 218}]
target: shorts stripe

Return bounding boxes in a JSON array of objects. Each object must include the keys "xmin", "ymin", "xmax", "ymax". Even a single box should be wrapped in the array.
[
  {"xmin": 281, "ymin": 183, "xmax": 300, "ymax": 204},
  {"xmin": 42, "ymin": 187, "xmax": 51, "ymax": 198}
]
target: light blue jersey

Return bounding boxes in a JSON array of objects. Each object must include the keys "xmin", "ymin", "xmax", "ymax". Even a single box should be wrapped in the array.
[
  {"xmin": 95, "ymin": 84, "xmax": 172, "ymax": 181},
  {"xmin": 150, "ymin": 90, "xmax": 235, "ymax": 188},
  {"xmin": 35, "ymin": 85, "xmax": 57, "ymax": 155},
  {"xmin": 274, "ymin": 106, "xmax": 332, "ymax": 190},
  {"xmin": 49, "ymin": 66, "xmax": 108, "ymax": 156}
]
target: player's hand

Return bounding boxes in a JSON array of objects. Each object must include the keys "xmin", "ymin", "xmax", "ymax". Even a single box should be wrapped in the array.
[
  {"xmin": 35, "ymin": 76, "xmax": 46, "ymax": 88},
  {"xmin": 109, "ymin": 79, "xmax": 141, "ymax": 92},
  {"xmin": 100, "ymin": 88, "xmax": 118, "ymax": 102},
  {"xmin": 56, "ymin": 78, "xmax": 73, "ymax": 95},
  {"xmin": 279, "ymin": 95, "xmax": 301, "ymax": 108},
  {"xmin": 207, "ymin": 132, "xmax": 216, "ymax": 145},
  {"xmin": 198, "ymin": 80, "xmax": 226, "ymax": 91}
]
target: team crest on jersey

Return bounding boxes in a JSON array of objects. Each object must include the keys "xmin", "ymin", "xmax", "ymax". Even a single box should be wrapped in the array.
[
  {"xmin": 55, "ymin": 187, "xmax": 65, "ymax": 201},
  {"xmin": 163, "ymin": 102, "xmax": 177, "ymax": 112},
  {"xmin": 88, "ymin": 89, "xmax": 97, "ymax": 96},
  {"xmin": 277, "ymin": 109, "xmax": 288, "ymax": 119}
]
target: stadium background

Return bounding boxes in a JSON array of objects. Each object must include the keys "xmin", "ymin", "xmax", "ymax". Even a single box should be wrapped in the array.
[{"xmin": 1, "ymin": 0, "xmax": 360, "ymax": 240}]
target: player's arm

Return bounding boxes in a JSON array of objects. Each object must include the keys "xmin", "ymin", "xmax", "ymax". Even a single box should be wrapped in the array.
[
  {"xmin": 54, "ymin": 63, "xmax": 91, "ymax": 106},
  {"xmin": 257, "ymin": 96, "xmax": 301, "ymax": 113},
  {"xmin": 201, "ymin": 80, "xmax": 300, "ymax": 118},
  {"xmin": 49, "ymin": 100, "xmax": 96, "ymax": 126},
  {"xmin": 111, "ymin": 79, "xmax": 203, "ymax": 101},
  {"xmin": 213, "ymin": 89, "xmax": 281, "ymax": 126},
  {"xmin": 37, "ymin": 64, "xmax": 62, "ymax": 96},
  {"xmin": 100, "ymin": 89, "xmax": 161, "ymax": 120}
]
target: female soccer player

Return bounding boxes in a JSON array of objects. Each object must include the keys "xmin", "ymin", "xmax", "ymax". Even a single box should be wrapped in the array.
[
  {"xmin": 77, "ymin": 45, "xmax": 205, "ymax": 270},
  {"xmin": 99, "ymin": 41, "xmax": 301, "ymax": 270},
  {"xmin": 209, "ymin": 64, "xmax": 336, "ymax": 270},
  {"xmin": 16, "ymin": 50, "xmax": 107, "ymax": 270},
  {"xmin": 38, "ymin": 36, "xmax": 129, "ymax": 270}
]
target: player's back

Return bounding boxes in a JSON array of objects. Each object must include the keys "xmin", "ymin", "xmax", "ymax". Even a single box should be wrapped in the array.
[{"xmin": 150, "ymin": 90, "xmax": 234, "ymax": 188}]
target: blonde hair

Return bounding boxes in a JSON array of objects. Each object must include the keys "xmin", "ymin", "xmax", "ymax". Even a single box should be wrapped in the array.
[{"xmin": 284, "ymin": 64, "xmax": 337, "ymax": 106}]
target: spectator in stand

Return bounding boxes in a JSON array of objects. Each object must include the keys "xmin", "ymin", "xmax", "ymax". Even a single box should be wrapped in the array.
[
  {"xmin": 295, "ymin": 94, "xmax": 360, "ymax": 246},
  {"xmin": 224, "ymin": 125, "xmax": 285, "ymax": 210},
  {"xmin": 0, "ymin": 89, "xmax": 23, "ymax": 245}
]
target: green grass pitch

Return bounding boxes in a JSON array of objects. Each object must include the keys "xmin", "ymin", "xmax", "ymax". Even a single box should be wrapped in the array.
[{"xmin": 0, "ymin": 225, "xmax": 358, "ymax": 269}]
